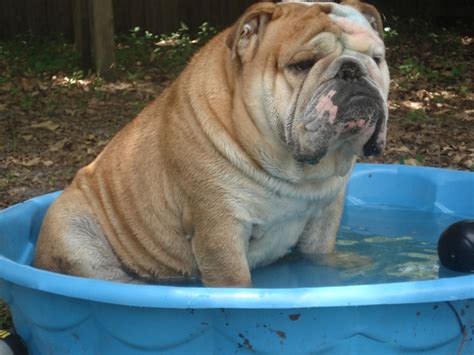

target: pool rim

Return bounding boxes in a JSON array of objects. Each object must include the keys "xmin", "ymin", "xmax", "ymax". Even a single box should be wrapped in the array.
[
  {"xmin": 1, "ymin": 164, "xmax": 474, "ymax": 309},
  {"xmin": 1, "ymin": 257, "xmax": 474, "ymax": 309}
]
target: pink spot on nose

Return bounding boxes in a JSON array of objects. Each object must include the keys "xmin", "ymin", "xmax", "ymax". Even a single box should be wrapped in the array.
[
  {"xmin": 345, "ymin": 119, "xmax": 367, "ymax": 130},
  {"xmin": 357, "ymin": 119, "xmax": 367, "ymax": 128},
  {"xmin": 315, "ymin": 90, "xmax": 338, "ymax": 124},
  {"xmin": 346, "ymin": 121, "xmax": 357, "ymax": 129}
]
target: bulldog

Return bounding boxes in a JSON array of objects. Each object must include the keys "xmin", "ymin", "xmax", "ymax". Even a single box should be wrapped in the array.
[{"xmin": 34, "ymin": 0, "xmax": 389, "ymax": 287}]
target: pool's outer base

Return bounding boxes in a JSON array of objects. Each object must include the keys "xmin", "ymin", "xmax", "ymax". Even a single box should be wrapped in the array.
[{"xmin": 2, "ymin": 282, "xmax": 473, "ymax": 355}]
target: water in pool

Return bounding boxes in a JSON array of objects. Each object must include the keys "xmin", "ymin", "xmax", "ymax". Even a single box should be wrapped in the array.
[{"xmin": 251, "ymin": 207, "xmax": 468, "ymax": 288}]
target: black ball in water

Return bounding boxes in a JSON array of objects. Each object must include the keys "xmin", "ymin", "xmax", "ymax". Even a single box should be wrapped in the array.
[{"xmin": 438, "ymin": 220, "xmax": 474, "ymax": 273}]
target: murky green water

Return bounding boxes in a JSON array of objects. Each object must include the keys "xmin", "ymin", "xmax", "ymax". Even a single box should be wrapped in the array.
[{"xmin": 335, "ymin": 228, "xmax": 439, "ymax": 283}]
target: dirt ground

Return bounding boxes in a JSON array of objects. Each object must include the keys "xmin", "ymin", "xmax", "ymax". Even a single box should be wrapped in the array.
[
  {"xmin": 0, "ymin": 17, "xmax": 473, "ymax": 331},
  {"xmin": 1, "ymin": 21, "xmax": 473, "ymax": 209}
]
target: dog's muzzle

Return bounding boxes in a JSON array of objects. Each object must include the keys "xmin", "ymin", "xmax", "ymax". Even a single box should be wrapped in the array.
[{"xmin": 294, "ymin": 57, "xmax": 387, "ymax": 164}]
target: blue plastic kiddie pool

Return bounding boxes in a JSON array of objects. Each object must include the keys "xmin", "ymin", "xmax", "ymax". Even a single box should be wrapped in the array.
[{"xmin": 1, "ymin": 164, "xmax": 473, "ymax": 354}]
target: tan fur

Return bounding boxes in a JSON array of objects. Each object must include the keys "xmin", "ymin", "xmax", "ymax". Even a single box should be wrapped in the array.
[{"xmin": 34, "ymin": 1, "xmax": 389, "ymax": 287}]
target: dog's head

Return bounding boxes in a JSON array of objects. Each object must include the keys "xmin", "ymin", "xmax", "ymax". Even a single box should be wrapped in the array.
[{"xmin": 227, "ymin": 0, "xmax": 389, "ymax": 177}]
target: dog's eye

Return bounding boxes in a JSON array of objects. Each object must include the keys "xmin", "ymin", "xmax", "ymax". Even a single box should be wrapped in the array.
[
  {"xmin": 288, "ymin": 59, "xmax": 316, "ymax": 73},
  {"xmin": 373, "ymin": 56, "xmax": 383, "ymax": 66}
]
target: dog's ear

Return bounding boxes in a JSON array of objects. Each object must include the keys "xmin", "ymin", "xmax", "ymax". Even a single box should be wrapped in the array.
[
  {"xmin": 342, "ymin": 0, "xmax": 384, "ymax": 37},
  {"xmin": 226, "ymin": 2, "xmax": 281, "ymax": 62}
]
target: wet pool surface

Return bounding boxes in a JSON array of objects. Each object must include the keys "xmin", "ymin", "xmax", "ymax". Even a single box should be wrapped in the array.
[{"xmin": 251, "ymin": 207, "xmax": 468, "ymax": 288}]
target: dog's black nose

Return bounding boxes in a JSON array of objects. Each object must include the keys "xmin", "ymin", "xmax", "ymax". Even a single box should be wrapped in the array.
[{"xmin": 336, "ymin": 61, "xmax": 365, "ymax": 81}]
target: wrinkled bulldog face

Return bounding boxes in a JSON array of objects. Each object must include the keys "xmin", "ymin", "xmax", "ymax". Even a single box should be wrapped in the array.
[
  {"xmin": 229, "ymin": 1, "xmax": 390, "ymax": 174},
  {"xmin": 281, "ymin": 3, "xmax": 389, "ymax": 165}
]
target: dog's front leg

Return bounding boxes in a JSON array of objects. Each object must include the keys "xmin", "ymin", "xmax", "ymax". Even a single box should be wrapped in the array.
[
  {"xmin": 191, "ymin": 218, "xmax": 252, "ymax": 287},
  {"xmin": 298, "ymin": 188, "xmax": 345, "ymax": 256},
  {"xmin": 297, "ymin": 189, "xmax": 371, "ymax": 269}
]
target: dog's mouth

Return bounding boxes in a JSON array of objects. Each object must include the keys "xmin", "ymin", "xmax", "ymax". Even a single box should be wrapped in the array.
[
  {"xmin": 362, "ymin": 113, "xmax": 385, "ymax": 157},
  {"xmin": 289, "ymin": 78, "xmax": 387, "ymax": 165},
  {"xmin": 335, "ymin": 91, "xmax": 386, "ymax": 157}
]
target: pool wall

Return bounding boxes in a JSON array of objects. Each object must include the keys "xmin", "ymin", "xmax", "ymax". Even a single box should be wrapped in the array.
[{"xmin": 1, "ymin": 164, "xmax": 473, "ymax": 354}]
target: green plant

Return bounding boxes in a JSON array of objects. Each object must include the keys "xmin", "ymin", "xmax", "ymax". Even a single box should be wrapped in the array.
[
  {"xmin": 121, "ymin": 27, "xmax": 157, "ymax": 69},
  {"xmin": 398, "ymin": 57, "xmax": 466, "ymax": 84},
  {"xmin": 407, "ymin": 109, "xmax": 430, "ymax": 122},
  {"xmin": 131, "ymin": 100, "xmax": 147, "ymax": 116},
  {"xmin": 8, "ymin": 85, "xmax": 20, "ymax": 97},
  {"xmin": 432, "ymin": 94, "xmax": 446, "ymax": 104},
  {"xmin": 0, "ymin": 34, "xmax": 81, "ymax": 78},
  {"xmin": 399, "ymin": 58, "xmax": 443, "ymax": 81},
  {"xmin": 0, "ymin": 302, "xmax": 12, "ymax": 331},
  {"xmin": 383, "ymin": 26, "xmax": 399, "ymax": 41},
  {"xmin": 151, "ymin": 22, "xmax": 217, "ymax": 76},
  {"xmin": 19, "ymin": 93, "xmax": 33, "ymax": 111},
  {"xmin": 71, "ymin": 70, "xmax": 84, "ymax": 81},
  {"xmin": 458, "ymin": 85, "xmax": 469, "ymax": 97},
  {"xmin": 399, "ymin": 58, "xmax": 426, "ymax": 76},
  {"xmin": 449, "ymin": 64, "xmax": 467, "ymax": 81},
  {"xmin": 415, "ymin": 154, "xmax": 425, "ymax": 163}
]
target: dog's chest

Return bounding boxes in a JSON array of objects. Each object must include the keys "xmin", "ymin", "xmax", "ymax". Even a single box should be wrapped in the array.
[{"xmin": 238, "ymin": 193, "xmax": 319, "ymax": 269}]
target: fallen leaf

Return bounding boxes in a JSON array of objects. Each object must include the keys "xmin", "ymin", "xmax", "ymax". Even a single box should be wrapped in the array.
[
  {"xmin": 48, "ymin": 139, "xmax": 66, "ymax": 152},
  {"xmin": 64, "ymin": 109, "xmax": 78, "ymax": 116},
  {"xmin": 404, "ymin": 158, "xmax": 420, "ymax": 166},
  {"xmin": 31, "ymin": 120, "xmax": 60, "ymax": 131},
  {"xmin": 20, "ymin": 134, "xmax": 33, "ymax": 141},
  {"xmin": 0, "ymin": 82, "xmax": 14, "ymax": 92},
  {"xmin": 38, "ymin": 81, "xmax": 49, "ymax": 91},
  {"xmin": 22, "ymin": 157, "xmax": 41, "ymax": 166},
  {"xmin": 43, "ymin": 160, "xmax": 54, "ymax": 167},
  {"xmin": 21, "ymin": 77, "xmax": 38, "ymax": 91},
  {"xmin": 452, "ymin": 154, "xmax": 464, "ymax": 164},
  {"xmin": 85, "ymin": 108, "xmax": 97, "ymax": 116},
  {"xmin": 88, "ymin": 98, "xmax": 100, "ymax": 107},
  {"xmin": 397, "ymin": 146, "xmax": 411, "ymax": 153},
  {"xmin": 463, "ymin": 159, "xmax": 473, "ymax": 169}
]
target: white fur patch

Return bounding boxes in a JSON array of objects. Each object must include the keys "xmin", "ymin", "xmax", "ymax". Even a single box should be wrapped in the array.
[{"xmin": 280, "ymin": 1, "xmax": 374, "ymax": 33}]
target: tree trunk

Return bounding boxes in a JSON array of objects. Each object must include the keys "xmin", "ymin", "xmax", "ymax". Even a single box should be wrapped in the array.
[
  {"xmin": 89, "ymin": 0, "xmax": 116, "ymax": 81},
  {"xmin": 72, "ymin": 0, "xmax": 92, "ymax": 72}
]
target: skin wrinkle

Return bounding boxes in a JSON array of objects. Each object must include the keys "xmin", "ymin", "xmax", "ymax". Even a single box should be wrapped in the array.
[
  {"xmin": 284, "ymin": 78, "xmax": 306, "ymax": 155},
  {"xmin": 209, "ymin": 69, "xmax": 237, "ymax": 138},
  {"xmin": 243, "ymin": 84, "xmax": 266, "ymax": 142},
  {"xmin": 332, "ymin": 16, "xmax": 384, "ymax": 54},
  {"xmin": 86, "ymin": 174, "xmax": 142, "ymax": 272},
  {"xmin": 285, "ymin": 69, "xmax": 339, "ymax": 161},
  {"xmin": 271, "ymin": 65, "xmax": 292, "ymax": 144},
  {"xmin": 265, "ymin": 54, "xmax": 291, "ymax": 146},
  {"xmin": 92, "ymin": 120, "xmax": 190, "ymax": 278},
  {"xmin": 236, "ymin": 79, "xmax": 274, "ymax": 172},
  {"xmin": 109, "ymin": 177, "xmax": 155, "ymax": 268},
  {"xmin": 96, "ymin": 169, "xmax": 158, "ymax": 275},
  {"xmin": 183, "ymin": 75, "xmax": 232, "ymax": 164},
  {"xmin": 185, "ymin": 63, "xmax": 254, "ymax": 175}
]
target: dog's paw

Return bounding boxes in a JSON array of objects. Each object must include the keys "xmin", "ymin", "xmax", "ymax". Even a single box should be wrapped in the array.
[{"xmin": 306, "ymin": 251, "xmax": 373, "ymax": 270}]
